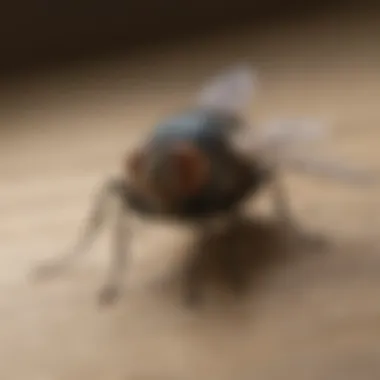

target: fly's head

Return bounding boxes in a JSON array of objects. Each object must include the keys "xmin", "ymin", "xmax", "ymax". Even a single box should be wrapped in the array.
[{"xmin": 125, "ymin": 141, "xmax": 211, "ymax": 213}]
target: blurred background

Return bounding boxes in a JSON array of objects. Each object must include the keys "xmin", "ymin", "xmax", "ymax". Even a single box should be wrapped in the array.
[{"xmin": 1, "ymin": 1, "xmax": 380, "ymax": 380}]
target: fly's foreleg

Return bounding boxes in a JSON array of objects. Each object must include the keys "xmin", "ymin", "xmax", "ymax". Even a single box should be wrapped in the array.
[{"xmin": 33, "ymin": 178, "xmax": 123, "ymax": 279}]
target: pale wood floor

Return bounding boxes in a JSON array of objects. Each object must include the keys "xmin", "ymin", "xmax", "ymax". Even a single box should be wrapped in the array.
[{"xmin": 1, "ymin": 7, "xmax": 380, "ymax": 380}]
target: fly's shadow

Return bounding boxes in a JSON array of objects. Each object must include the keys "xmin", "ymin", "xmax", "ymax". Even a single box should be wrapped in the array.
[{"xmin": 181, "ymin": 214, "xmax": 328, "ymax": 308}]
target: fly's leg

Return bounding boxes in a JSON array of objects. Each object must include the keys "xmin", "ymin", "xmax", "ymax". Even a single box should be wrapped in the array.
[
  {"xmin": 271, "ymin": 172, "xmax": 297, "ymax": 227},
  {"xmin": 32, "ymin": 178, "xmax": 123, "ymax": 280},
  {"xmin": 97, "ymin": 196, "xmax": 131, "ymax": 306},
  {"xmin": 182, "ymin": 242, "xmax": 204, "ymax": 308},
  {"xmin": 271, "ymin": 172, "xmax": 327, "ymax": 252},
  {"xmin": 216, "ymin": 210, "xmax": 247, "ymax": 296},
  {"xmin": 182, "ymin": 220, "xmax": 216, "ymax": 308},
  {"xmin": 182, "ymin": 211, "xmax": 245, "ymax": 307}
]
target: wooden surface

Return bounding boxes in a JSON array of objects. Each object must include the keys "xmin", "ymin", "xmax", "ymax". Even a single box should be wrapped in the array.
[{"xmin": 1, "ymin": 6, "xmax": 380, "ymax": 380}]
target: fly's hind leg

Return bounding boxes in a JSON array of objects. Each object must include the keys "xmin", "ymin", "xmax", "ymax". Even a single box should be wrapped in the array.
[
  {"xmin": 32, "ymin": 178, "xmax": 124, "ymax": 280},
  {"xmin": 271, "ymin": 172, "xmax": 328, "ymax": 253},
  {"xmin": 182, "ymin": 210, "xmax": 246, "ymax": 307}
]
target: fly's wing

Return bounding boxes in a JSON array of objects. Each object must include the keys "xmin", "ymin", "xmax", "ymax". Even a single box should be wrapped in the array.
[
  {"xmin": 232, "ymin": 119, "xmax": 380, "ymax": 186},
  {"xmin": 196, "ymin": 64, "xmax": 258, "ymax": 116},
  {"xmin": 251, "ymin": 118, "xmax": 328, "ymax": 157},
  {"xmin": 283, "ymin": 154, "xmax": 380, "ymax": 185},
  {"xmin": 233, "ymin": 118, "xmax": 328, "ymax": 162}
]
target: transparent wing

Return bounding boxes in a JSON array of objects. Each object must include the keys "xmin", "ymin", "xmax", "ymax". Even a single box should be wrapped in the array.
[
  {"xmin": 196, "ymin": 64, "xmax": 258, "ymax": 115},
  {"xmin": 233, "ymin": 118, "xmax": 328, "ymax": 160},
  {"xmin": 284, "ymin": 154, "xmax": 380, "ymax": 185},
  {"xmin": 232, "ymin": 118, "xmax": 379, "ymax": 186},
  {"xmin": 253, "ymin": 118, "xmax": 328, "ymax": 156}
]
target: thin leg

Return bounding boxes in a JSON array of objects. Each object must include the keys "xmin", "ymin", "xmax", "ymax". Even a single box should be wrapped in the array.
[
  {"xmin": 271, "ymin": 172, "xmax": 297, "ymax": 227},
  {"xmin": 97, "ymin": 199, "xmax": 131, "ymax": 306},
  {"xmin": 182, "ymin": 245, "xmax": 204, "ymax": 308},
  {"xmin": 182, "ymin": 212, "xmax": 243, "ymax": 307},
  {"xmin": 182, "ymin": 221, "xmax": 216, "ymax": 308},
  {"xmin": 32, "ymin": 178, "xmax": 122, "ymax": 279},
  {"xmin": 221, "ymin": 230, "xmax": 246, "ymax": 296},
  {"xmin": 271, "ymin": 172, "xmax": 327, "ymax": 251}
]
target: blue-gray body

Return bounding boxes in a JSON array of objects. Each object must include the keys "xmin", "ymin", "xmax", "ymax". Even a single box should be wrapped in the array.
[{"xmin": 150, "ymin": 108, "xmax": 239, "ymax": 151}]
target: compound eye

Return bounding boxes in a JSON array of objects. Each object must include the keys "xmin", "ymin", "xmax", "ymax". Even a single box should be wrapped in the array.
[
  {"xmin": 126, "ymin": 149, "xmax": 173, "ymax": 203},
  {"xmin": 126, "ymin": 149, "xmax": 144, "ymax": 179},
  {"xmin": 125, "ymin": 149, "xmax": 155, "ymax": 196},
  {"xmin": 170, "ymin": 143, "xmax": 210, "ymax": 197}
]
